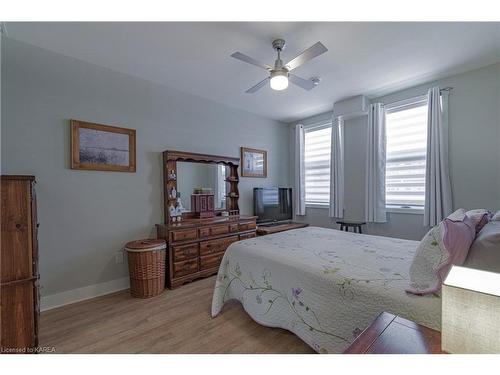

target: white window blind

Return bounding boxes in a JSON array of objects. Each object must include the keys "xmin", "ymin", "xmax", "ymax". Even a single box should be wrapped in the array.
[
  {"xmin": 304, "ymin": 125, "xmax": 332, "ymax": 205},
  {"xmin": 385, "ymin": 97, "xmax": 428, "ymax": 209}
]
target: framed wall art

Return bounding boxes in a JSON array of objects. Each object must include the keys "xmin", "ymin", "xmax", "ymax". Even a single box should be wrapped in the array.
[
  {"xmin": 240, "ymin": 147, "xmax": 267, "ymax": 178},
  {"xmin": 70, "ymin": 119, "xmax": 136, "ymax": 172}
]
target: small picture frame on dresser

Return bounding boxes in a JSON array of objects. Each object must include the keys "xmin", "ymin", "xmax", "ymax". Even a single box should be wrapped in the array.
[{"xmin": 240, "ymin": 147, "xmax": 267, "ymax": 178}]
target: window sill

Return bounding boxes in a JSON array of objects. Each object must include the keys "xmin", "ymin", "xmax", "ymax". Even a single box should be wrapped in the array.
[
  {"xmin": 306, "ymin": 203, "xmax": 329, "ymax": 209},
  {"xmin": 386, "ymin": 207, "xmax": 424, "ymax": 215}
]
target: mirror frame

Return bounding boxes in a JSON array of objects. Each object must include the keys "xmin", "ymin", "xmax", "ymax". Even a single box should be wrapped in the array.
[{"xmin": 163, "ymin": 150, "xmax": 240, "ymax": 222}]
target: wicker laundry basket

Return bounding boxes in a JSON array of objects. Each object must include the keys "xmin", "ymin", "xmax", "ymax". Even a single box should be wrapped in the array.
[{"xmin": 125, "ymin": 239, "xmax": 166, "ymax": 298}]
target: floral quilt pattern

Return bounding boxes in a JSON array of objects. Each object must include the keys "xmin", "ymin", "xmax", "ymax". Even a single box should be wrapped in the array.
[{"xmin": 211, "ymin": 227, "xmax": 441, "ymax": 353}]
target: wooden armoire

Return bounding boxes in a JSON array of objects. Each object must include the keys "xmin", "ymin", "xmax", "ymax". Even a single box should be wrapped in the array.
[{"xmin": 1, "ymin": 175, "xmax": 39, "ymax": 353}]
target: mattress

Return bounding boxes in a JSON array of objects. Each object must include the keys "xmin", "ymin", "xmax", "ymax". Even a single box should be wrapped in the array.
[{"xmin": 211, "ymin": 226, "xmax": 441, "ymax": 353}]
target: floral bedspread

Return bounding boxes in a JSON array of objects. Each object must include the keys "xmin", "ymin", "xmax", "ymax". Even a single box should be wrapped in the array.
[{"xmin": 211, "ymin": 226, "xmax": 441, "ymax": 353}]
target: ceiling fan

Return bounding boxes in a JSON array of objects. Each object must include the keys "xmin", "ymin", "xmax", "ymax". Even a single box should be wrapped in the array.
[{"xmin": 231, "ymin": 39, "xmax": 328, "ymax": 93}]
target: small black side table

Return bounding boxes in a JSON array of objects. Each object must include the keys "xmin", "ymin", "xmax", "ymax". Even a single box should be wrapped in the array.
[{"xmin": 336, "ymin": 220, "xmax": 366, "ymax": 234}]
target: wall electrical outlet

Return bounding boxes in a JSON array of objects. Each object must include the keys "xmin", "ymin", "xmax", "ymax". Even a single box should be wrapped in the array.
[{"xmin": 115, "ymin": 251, "xmax": 124, "ymax": 264}]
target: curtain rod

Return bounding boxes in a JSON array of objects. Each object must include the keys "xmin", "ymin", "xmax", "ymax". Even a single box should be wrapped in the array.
[{"xmin": 440, "ymin": 87, "xmax": 453, "ymax": 92}]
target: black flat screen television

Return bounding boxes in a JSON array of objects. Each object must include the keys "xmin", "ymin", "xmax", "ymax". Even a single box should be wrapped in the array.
[{"xmin": 253, "ymin": 187, "xmax": 293, "ymax": 224}]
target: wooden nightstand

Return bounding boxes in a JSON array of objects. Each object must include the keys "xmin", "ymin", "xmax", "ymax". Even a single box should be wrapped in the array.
[{"xmin": 344, "ymin": 312, "xmax": 444, "ymax": 354}]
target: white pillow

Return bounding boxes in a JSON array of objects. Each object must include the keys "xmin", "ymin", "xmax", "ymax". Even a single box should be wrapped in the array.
[
  {"xmin": 492, "ymin": 210, "xmax": 500, "ymax": 221},
  {"xmin": 406, "ymin": 225, "xmax": 448, "ymax": 295},
  {"xmin": 463, "ymin": 221, "xmax": 500, "ymax": 273},
  {"xmin": 406, "ymin": 213, "xmax": 475, "ymax": 295},
  {"xmin": 447, "ymin": 208, "xmax": 466, "ymax": 221}
]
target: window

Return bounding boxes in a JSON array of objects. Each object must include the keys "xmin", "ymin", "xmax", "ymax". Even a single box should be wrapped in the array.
[
  {"xmin": 216, "ymin": 164, "xmax": 226, "ymax": 207},
  {"xmin": 385, "ymin": 96, "xmax": 428, "ymax": 211},
  {"xmin": 304, "ymin": 124, "xmax": 332, "ymax": 206}
]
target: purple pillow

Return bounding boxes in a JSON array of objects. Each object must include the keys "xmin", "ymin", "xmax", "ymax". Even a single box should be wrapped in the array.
[
  {"xmin": 440, "ymin": 215, "xmax": 476, "ymax": 274},
  {"xmin": 466, "ymin": 209, "xmax": 492, "ymax": 234}
]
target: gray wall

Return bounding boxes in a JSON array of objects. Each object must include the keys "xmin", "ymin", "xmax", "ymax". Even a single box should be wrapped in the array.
[
  {"xmin": 1, "ymin": 38, "xmax": 289, "ymax": 296},
  {"xmin": 291, "ymin": 63, "xmax": 500, "ymax": 240}
]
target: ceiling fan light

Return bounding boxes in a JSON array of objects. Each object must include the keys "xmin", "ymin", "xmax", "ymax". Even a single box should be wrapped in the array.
[{"xmin": 270, "ymin": 71, "xmax": 289, "ymax": 91}]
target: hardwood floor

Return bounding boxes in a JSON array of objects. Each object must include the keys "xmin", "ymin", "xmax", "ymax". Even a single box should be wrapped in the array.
[{"xmin": 40, "ymin": 276, "xmax": 314, "ymax": 354}]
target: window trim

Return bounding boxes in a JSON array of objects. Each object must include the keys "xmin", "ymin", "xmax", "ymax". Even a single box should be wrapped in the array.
[
  {"xmin": 384, "ymin": 95, "xmax": 428, "ymax": 213},
  {"xmin": 386, "ymin": 206, "xmax": 424, "ymax": 215},
  {"xmin": 385, "ymin": 94, "xmax": 427, "ymax": 112},
  {"xmin": 303, "ymin": 121, "xmax": 332, "ymax": 132},
  {"xmin": 305, "ymin": 202, "xmax": 330, "ymax": 209},
  {"xmin": 303, "ymin": 121, "xmax": 332, "ymax": 207}
]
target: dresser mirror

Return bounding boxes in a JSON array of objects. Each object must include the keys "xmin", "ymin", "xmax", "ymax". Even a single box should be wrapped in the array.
[
  {"xmin": 177, "ymin": 161, "xmax": 228, "ymax": 211},
  {"xmin": 163, "ymin": 150, "xmax": 241, "ymax": 222}
]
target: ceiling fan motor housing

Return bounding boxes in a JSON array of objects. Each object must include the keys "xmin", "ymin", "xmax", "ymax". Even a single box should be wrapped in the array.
[{"xmin": 272, "ymin": 38, "xmax": 286, "ymax": 51}]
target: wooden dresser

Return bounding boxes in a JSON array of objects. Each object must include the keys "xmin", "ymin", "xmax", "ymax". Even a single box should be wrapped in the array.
[
  {"xmin": 157, "ymin": 149, "xmax": 256, "ymax": 288},
  {"xmin": 156, "ymin": 215, "xmax": 257, "ymax": 288},
  {"xmin": 1, "ymin": 175, "xmax": 40, "ymax": 353}
]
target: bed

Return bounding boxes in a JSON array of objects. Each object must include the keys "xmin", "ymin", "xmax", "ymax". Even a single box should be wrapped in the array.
[{"xmin": 211, "ymin": 226, "xmax": 441, "ymax": 353}]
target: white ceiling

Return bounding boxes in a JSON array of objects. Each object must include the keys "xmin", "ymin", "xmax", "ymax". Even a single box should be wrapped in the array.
[{"xmin": 5, "ymin": 22, "xmax": 500, "ymax": 122}]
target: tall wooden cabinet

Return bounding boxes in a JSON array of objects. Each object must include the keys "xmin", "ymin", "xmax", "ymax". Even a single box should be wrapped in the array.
[{"xmin": 1, "ymin": 175, "xmax": 39, "ymax": 353}]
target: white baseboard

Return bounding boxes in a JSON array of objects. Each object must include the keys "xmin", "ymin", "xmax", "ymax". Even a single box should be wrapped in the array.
[{"xmin": 40, "ymin": 277, "xmax": 130, "ymax": 312}]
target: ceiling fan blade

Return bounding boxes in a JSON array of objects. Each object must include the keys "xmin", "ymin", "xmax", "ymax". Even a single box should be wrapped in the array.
[
  {"xmin": 245, "ymin": 77, "xmax": 269, "ymax": 93},
  {"xmin": 285, "ymin": 42, "xmax": 328, "ymax": 71},
  {"xmin": 231, "ymin": 52, "xmax": 272, "ymax": 71},
  {"xmin": 289, "ymin": 74, "xmax": 316, "ymax": 91}
]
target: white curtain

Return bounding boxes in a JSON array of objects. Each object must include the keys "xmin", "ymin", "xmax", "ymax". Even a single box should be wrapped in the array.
[
  {"xmin": 329, "ymin": 118, "xmax": 344, "ymax": 218},
  {"xmin": 294, "ymin": 124, "xmax": 306, "ymax": 216},
  {"xmin": 424, "ymin": 87, "xmax": 452, "ymax": 227},
  {"xmin": 365, "ymin": 103, "xmax": 387, "ymax": 223}
]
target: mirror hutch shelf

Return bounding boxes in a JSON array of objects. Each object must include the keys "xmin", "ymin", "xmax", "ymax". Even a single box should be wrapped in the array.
[{"xmin": 156, "ymin": 150, "xmax": 257, "ymax": 289}]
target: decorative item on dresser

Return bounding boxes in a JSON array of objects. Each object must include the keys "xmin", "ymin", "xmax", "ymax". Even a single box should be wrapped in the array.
[
  {"xmin": 158, "ymin": 150, "xmax": 256, "ymax": 288},
  {"xmin": 1, "ymin": 175, "xmax": 40, "ymax": 353},
  {"xmin": 191, "ymin": 193, "xmax": 215, "ymax": 218}
]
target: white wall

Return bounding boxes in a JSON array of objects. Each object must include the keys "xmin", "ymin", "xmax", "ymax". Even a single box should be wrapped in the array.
[
  {"xmin": 291, "ymin": 63, "xmax": 500, "ymax": 240},
  {"xmin": 1, "ymin": 38, "xmax": 289, "ymax": 297}
]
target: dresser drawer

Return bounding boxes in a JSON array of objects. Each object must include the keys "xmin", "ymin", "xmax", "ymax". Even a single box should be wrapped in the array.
[
  {"xmin": 199, "ymin": 235, "xmax": 238, "ymax": 256},
  {"xmin": 200, "ymin": 252, "xmax": 225, "ymax": 271},
  {"xmin": 229, "ymin": 223, "xmax": 239, "ymax": 233},
  {"xmin": 199, "ymin": 224, "xmax": 229, "ymax": 238},
  {"xmin": 198, "ymin": 227, "xmax": 211, "ymax": 238},
  {"xmin": 173, "ymin": 259, "xmax": 199, "ymax": 278},
  {"xmin": 170, "ymin": 228, "xmax": 198, "ymax": 243},
  {"xmin": 172, "ymin": 243, "xmax": 199, "ymax": 262},
  {"xmin": 239, "ymin": 232, "xmax": 256, "ymax": 240},
  {"xmin": 239, "ymin": 221, "xmax": 256, "ymax": 232}
]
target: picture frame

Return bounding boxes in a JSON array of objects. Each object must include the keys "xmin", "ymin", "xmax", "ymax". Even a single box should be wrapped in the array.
[
  {"xmin": 70, "ymin": 119, "xmax": 136, "ymax": 172},
  {"xmin": 240, "ymin": 147, "xmax": 267, "ymax": 178}
]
